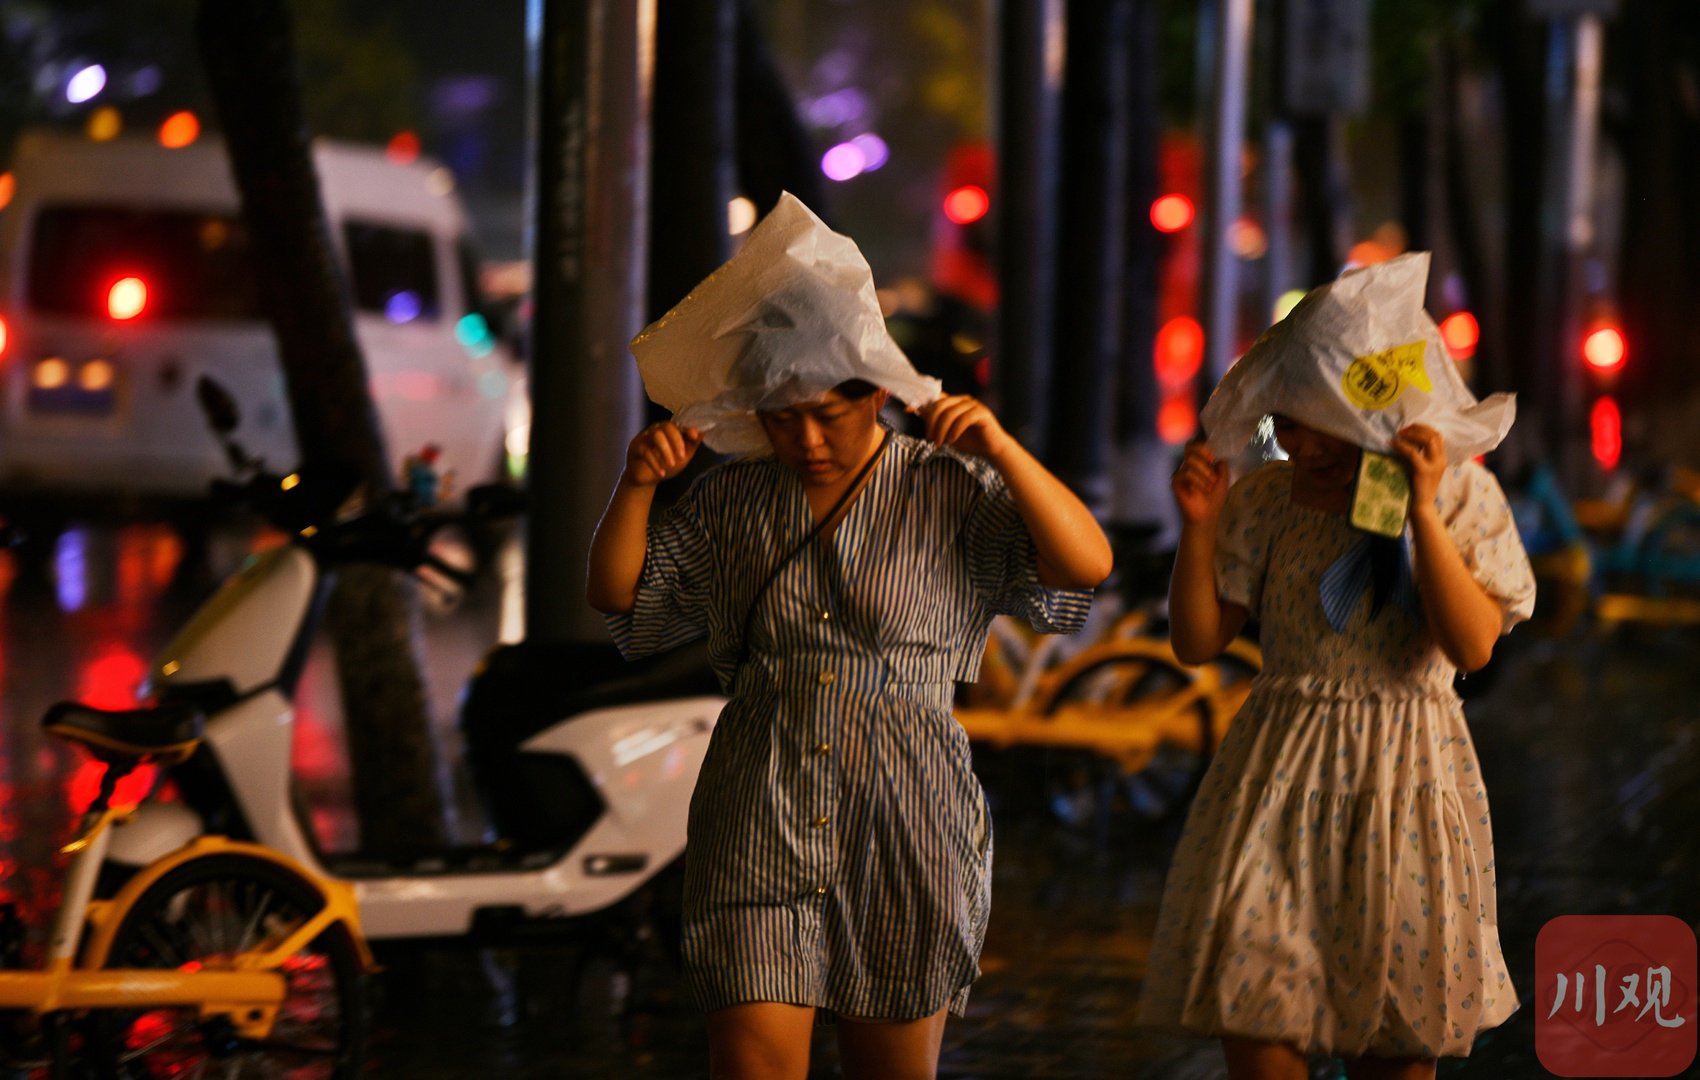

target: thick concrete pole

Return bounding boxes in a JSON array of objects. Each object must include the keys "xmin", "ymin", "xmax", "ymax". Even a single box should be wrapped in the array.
[
  {"xmin": 995, "ymin": 0, "xmax": 1065, "ymax": 457},
  {"xmin": 525, "ymin": 0, "xmax": 653, "ymax": 644},
  {"xmin": 1050, "ymin": 0, "xmax": 1131, "ymax": 514}
]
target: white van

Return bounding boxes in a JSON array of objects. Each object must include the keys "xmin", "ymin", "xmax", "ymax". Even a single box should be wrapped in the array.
[{"xmin": 0, "ymin": 130, "xmax": 522, "ymax": 522}]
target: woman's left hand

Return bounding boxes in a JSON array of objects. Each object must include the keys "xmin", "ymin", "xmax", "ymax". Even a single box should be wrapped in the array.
[
  {"xmin": 1391, "ymin": 423, "xmax": 1447, "ymax": 508},
  {"xmin": 918, "ymin": 394, "xmax": 1013, "ymax": 461}
]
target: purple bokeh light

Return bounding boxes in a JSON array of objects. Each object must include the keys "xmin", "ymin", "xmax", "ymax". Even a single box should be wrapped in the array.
[
  {"xmin": 821, "ymin": 142, "xmax": 867, "ymax": 182},
  {"xmin": 385, "ymin": 290, "xmax": 424, "ymax": 324},
  {"xmin": 804, "ymin": 87, "xmax": 869, "ymax": 128},
  {"xmin": 66, "ymin": 64, "xmax": 107, "ymax": 104},
  {"xmin": 850, "ymin": 134, "xmax": 889, "ymax": 172}
]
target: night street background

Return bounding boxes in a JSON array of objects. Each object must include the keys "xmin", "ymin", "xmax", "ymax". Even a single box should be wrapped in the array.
[{"xmin": 0, "ymin": 526, "xmax": 1695, "ymax": 1077}]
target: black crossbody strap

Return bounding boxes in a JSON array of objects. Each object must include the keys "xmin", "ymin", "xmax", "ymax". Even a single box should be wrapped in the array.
[{"xmin": 732, "ymin": 428, "xmax": 893, "ymax": 676}]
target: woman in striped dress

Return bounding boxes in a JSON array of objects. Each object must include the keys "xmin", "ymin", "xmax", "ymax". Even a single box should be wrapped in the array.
[{"xmin": 588, "ymin": 382, "xmax": 1112, "ymax": 1079}]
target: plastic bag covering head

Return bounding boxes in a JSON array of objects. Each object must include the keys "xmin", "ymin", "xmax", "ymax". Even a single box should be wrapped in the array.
[
  {"xmin": 630, "ymin": 192, "xmax": 942, "ymax": 455},
  {"xmin": 1200, "ymin": 252, "xmax": 1515, "ymax": 464}
]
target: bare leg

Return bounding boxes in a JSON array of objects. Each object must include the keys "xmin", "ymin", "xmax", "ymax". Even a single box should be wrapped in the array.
[
  {"xmin": 836, "ymin": 1007, "xmax": 950, "ymax": 1080},
  {"xmin": 1344, "ymin": 1055, "xmax": 1437, "ymax": 1080},
  {"xmin": 1223, "ymin": 1037, "xmax": 1310, "ymax": 1080},
  {"xmin": 706, "ymin": 1002, "xmax": 816, "ymax": 1080}
]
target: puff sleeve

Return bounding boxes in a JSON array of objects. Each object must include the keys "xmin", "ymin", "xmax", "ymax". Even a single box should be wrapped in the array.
[
  {"xmin": 1439, "ymin": 460, "xmax": 1537, "ymax": 633},
  {"xmin": 604, "ymin": 481, "xmax": 713, "ymax": 659},
  {"xmin": 1214, "ymin": 464, "xmax": 1283, "ymax": 619},
  {"xmin": 963, "ymin": 462, "xmax": 1095, "ymax": 634}
]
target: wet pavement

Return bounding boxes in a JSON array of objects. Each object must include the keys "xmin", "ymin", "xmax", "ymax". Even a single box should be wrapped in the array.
[{"xmin": 1, "ymin": 522, "xmax": 1699, "ymax": 1077}]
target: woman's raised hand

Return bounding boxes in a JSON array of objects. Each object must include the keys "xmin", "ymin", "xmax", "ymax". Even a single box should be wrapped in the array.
[
  {"xmin": 625, "ymin": 421, "xmax": 702, "ymax": 487},
  {"xmin": 1391, "ymin": 424, "xmax": 1446, "ymax": 507},
  {"xmin": 918, "ymin": 394, "xmax": 1013, "ymax": 461},
  {"xmin": 1171, "ymin": 441, "xmax": 1229, "ymax": 526}
]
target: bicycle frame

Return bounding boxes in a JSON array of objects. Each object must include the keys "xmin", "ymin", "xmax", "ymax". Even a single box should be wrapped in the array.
[{"xmin": 0, "ymin": 803, "xmax": 372, "ymax": 1042}]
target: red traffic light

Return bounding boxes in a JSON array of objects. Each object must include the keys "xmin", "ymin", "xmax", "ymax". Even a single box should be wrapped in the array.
[{"xmin": 1582, "ymin": 324, "xmax": 1626, "ymax": 373}]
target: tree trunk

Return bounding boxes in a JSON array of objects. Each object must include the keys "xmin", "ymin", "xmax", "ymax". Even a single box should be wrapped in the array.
[
  {"xmin": 196, "ymin": 0, "xmax": 450, "ymax": 857},
  {"xmin": 649, "ymin": 0, "xmax": 736, "ymax": 322},
  {"xmin": 1292, "ymin": 114, "xmax": 1351, "ymax": 288},
  {"xmin": 1490, "ymin": 1, "xmax": 1550, "ymax": 452},
  {"xmin": 1118, "ymin": 0, "xmax": 1161, "ymax": 445},
  {"xmin": 734, "ymin": 0, "xmax": 825, "ymax": 221},
  {"xmin": 1617, "ymin": 0, "xmax": 1697, "ymax": 409},
  {"xmin": 1441, "ymin": 40, "xmax": 1504, "ymax": 396}
]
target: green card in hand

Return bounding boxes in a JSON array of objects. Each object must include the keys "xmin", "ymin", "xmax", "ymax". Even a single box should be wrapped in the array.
[{"xmin": 1351, "ymin": 450, "xmax": 1411, "ymax": 537}]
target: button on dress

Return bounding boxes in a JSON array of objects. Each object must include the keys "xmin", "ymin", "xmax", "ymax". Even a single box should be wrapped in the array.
[
  {"xmin": 607, "ymin": 432, "xmax": 1094, "ymax": 1019},
  {"xmin": 1137, "ymin": 459, "xmax": 1537, "ymax": 1057}
]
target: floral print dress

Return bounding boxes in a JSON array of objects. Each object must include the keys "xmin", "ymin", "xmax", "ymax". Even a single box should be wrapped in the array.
[{"xmin": 1137, "ymin": 458, "xmax": 1536, "ymax": 1058}]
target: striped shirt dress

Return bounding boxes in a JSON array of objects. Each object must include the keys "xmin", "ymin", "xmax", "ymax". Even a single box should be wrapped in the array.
[{"xmin": 607, "ymin": 430, "xmax": 1094, "ymax": 1019}]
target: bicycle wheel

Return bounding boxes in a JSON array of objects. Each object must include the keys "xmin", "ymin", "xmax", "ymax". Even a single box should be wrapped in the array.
[
  {"xmin": 92, "ymin": 853, "xmax": 366, "ymax": 1079},
  {"xmin": 1040, "ymin": 646, "xmax": 1212, "ymax": 826}
]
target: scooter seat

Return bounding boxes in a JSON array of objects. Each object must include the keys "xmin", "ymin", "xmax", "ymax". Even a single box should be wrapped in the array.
[{"xmin": 42, "ymin": 700, "xmax": 204, "ymax": 762}]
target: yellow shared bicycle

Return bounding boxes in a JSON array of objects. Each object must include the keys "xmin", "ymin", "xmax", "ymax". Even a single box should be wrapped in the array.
[{"xmin": 0, "ymin": 700, "xmax": 374, "ymax": 1078}]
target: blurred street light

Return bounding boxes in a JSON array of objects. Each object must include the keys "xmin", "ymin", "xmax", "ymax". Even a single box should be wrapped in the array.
[{"xmin": 66, "ymin": 64, "xmax": 108, "ymax": 104}]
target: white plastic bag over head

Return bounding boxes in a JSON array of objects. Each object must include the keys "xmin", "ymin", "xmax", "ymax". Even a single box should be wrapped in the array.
[
  {"xmin": 629, "ymin": 192, "xmax": 942, "ymax": 455},
  {"xmin": 1200, "ymin": 252, "xmax": 1514, "ymax": 464}
]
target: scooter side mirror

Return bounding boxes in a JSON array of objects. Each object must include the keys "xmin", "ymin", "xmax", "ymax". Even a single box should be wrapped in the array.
[{"xmin": 196, "ymin": 376, "xmax": 242, "ymax": 435}]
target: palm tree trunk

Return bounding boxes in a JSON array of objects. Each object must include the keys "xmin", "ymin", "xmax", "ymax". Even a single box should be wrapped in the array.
[{"xmin": 196, "ymin": 0, "xmax": 451, "ymax": 857}]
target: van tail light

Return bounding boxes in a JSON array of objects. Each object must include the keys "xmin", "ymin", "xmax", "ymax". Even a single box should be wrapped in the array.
[
  {"xmin": 108, "ymin": 276, "xmax": 148, "ymax": 320},
  {"xmin": 0, "ymin": 313, "xmax": 8, "ymax": 358}
]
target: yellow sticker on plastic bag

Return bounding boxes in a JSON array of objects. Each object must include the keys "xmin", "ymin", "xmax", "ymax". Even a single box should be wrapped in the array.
[{"xmin": 1342, "ymin": 340, "xmax": 1431, "ymax": 411}]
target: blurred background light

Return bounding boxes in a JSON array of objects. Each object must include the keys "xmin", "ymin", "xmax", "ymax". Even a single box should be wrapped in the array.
[
  {"xmin": 1440, "ymin": 311, "xmax": 1480, "ymax": 360},
  {"xmin": 821, "ymin": 142, "xmax": 866, "ymax": 182},
  {"xmin": 1273, "ymin": 288, "xmax": 1307, "ymax": 323},
  {"xmin": 943, "ymin": 184, "xmax": 989, "ymax": 225},
  {"xmin": 803, "ymin": 87, "xmax": 870, "ymax": 128},
  {"xmin": 66, "ymin": 64, "xmax": 107, "ymax": 104},
  {"xmin": 79, "ymin": 359, "xmax": 115, "ymax": 392},
  {"xmin": 34, "ymin": 357, "xmax": 69, "ymax": 391},
  {"xmin": 1154, "ymin": 316, "xmax": 1205, "ymax": 385},
  {"xmin": 86, "ymin": 106, "xmax": 122, "ymax": 142},
  {"xmin": 1590, "ymin": 395, "xmax": 1622, "ymax": 470},
  {"xmin": 387, "ymin": 131, "xmax": 422, "ymax": 165},
  {"xmin": 1583, "ymin": 324, "xmax": 1626, "ymax": 371},
  {"xmin": 0, "ymin": 172, "xmax": 13, "ymax": 212},
  {"xmin": 727, "ymin": 195, "xmax": 757, "ymax": 235},
  {"xmin": 385, "ymin": 290, "xmax": 423, "ymax": 324},
  {"xmin": 1150, "ymin": 193, "xmax": 1194, "ymax": 233},
  {"xmin": 1157, "ymin": 394, "xmax": 1199, "ymax": 445},
  {"xmin": 850, "ymin": 133, "xmax": 889, "ymax": 172},
  {"xmin": 107, "ymin": 277, "xmax": 147, "ymax": 320},
  {"xmin": 426, "ymin": 167, "xmax": 456, "ymax": 195},
  {"xmin": 129, "ymin": 66, "xmax": 163, "ymax": 96},
  {"xmin": 158, "ymin": 111, "xmax": 200, "ymax": 149},
  {"xmin": 1228, "ymin": 217, "xmax": 1268, "ymax": 260}
]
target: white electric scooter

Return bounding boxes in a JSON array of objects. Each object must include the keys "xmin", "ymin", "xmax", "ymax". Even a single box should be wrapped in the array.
[{"xmin": 103, "ymin": 377, "xmax": 724, "ymax": 947}]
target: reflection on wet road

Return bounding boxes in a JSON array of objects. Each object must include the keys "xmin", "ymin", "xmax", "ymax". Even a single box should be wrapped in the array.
[{"xmin": 1, "ymin": 523, "xmax": 1697, "ymax": 1077}]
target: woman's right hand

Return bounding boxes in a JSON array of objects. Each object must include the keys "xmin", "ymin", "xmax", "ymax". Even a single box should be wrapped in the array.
[
  {"xmin": 625, "ymin": 421, "xmax": 702, "ymax": 487},
  {"xmin": 1171, "ymin": 442, "xmax": 1229, "ymax": 526}
]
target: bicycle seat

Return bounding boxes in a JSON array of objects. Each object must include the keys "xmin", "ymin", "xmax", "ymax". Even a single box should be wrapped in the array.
[{"xmin": 42, "ymin": 700, "xmax": 204, "ymax": 762}]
